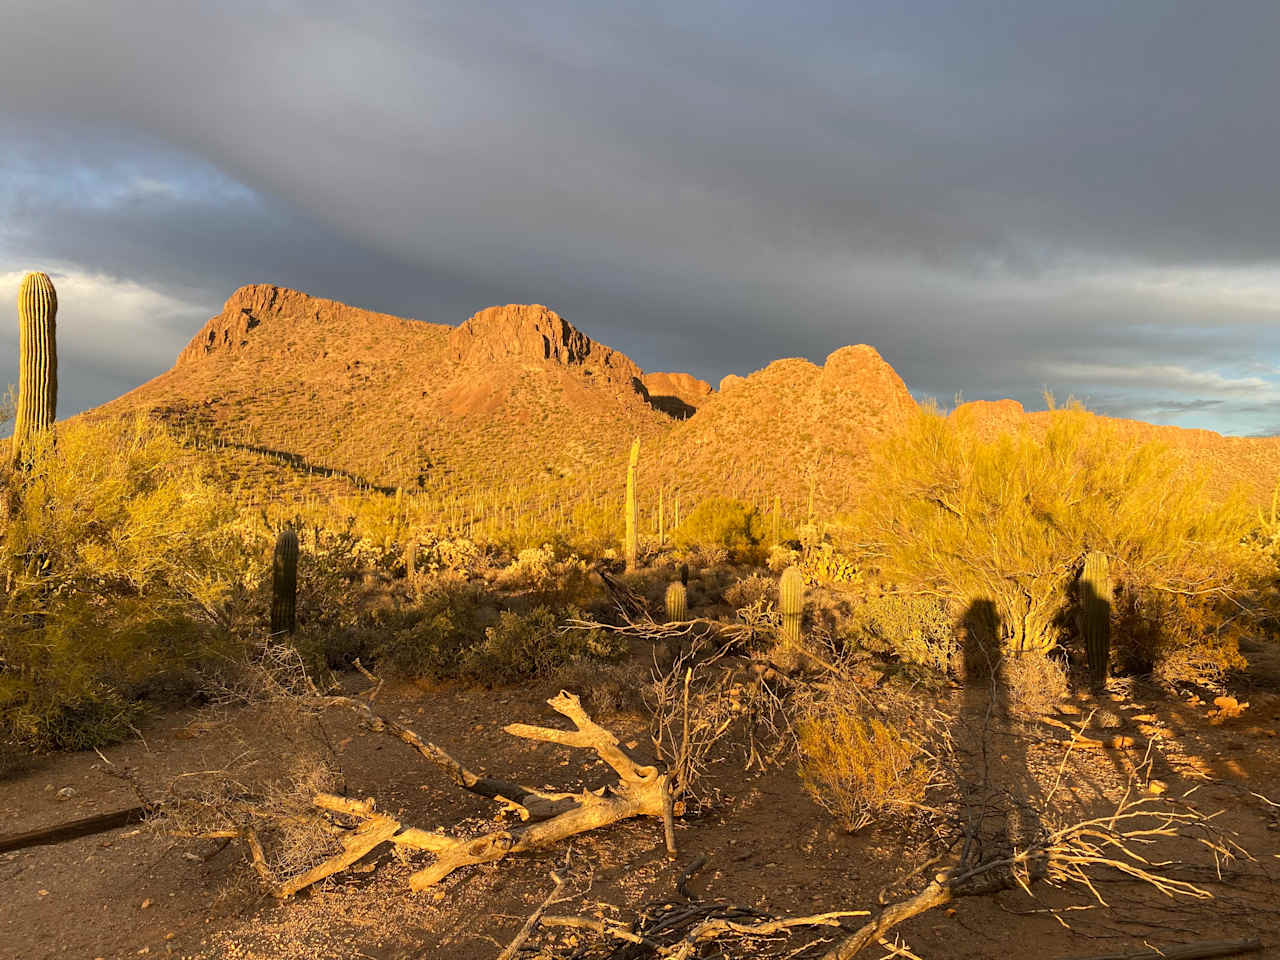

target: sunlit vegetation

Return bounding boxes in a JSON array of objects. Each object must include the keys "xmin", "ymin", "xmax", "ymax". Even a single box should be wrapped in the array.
[{"xmin": 4, "ymin": 390, "xmax": 1278, "ymax": 763}]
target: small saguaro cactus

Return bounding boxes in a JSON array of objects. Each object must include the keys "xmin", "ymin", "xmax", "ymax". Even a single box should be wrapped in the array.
[
  {"xmin": 271, "ymin": 527, "xmax": 299, "ymax": 636},
  {"xmin": 665, "ymin": 581, "xmax": 687, "ymax": 622},
  {"xmin": 779, "ymin": 565, "xmax": 805, "ymax": 649},
  {"xmin": 624, "ymin": 437, "xmax": 640, "ymax": 572},
  {"xmin": 12, "ymin": 271, "xmax": 58, "ymax": 467},
  {"xmin": 1080, "ymin": 551, "xmax": 1113, "ymax": 687},
  {"xmin": 771, "ymin": 493, "xmax": 781, "ymax": 545}
]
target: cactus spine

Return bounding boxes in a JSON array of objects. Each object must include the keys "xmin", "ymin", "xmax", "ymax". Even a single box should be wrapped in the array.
[
  {"xmin": 624, "ymin": 437, "xmax": 639, "ymax": 572},
  {"xmin": 1081, "ymin": 551, "xmax": 1112, "ymax": 686},
  {"xmin": 665, "ymin": 581, "xmax": 687, "ymax": 622},
  {"xmin": 779, "ymin": 565, "xmax": 805, "ymax": 649},
  {"xmin": 271, "ymin": 528, "xmax": 299, "ymax": 636},
  {"xmin": 12, "ymin": 272, "xmax": 57, "ymax": 467}
]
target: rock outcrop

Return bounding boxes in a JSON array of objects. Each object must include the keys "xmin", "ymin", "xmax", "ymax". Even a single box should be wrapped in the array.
[
  {"xmin": 449, "ymin": 304, "xmax": 643, "ymax": 391},
  {"xmin": 177, "ymin": 284, "xmax": 411, "ymax": 366},
  {"xmin": 641, "ymin": 371, "xmax": 712, "ymax": 417}
]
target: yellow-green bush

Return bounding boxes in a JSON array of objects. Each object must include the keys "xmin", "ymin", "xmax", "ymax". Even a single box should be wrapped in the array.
[
  {"xmin": 797, "ymin": 692, "xmax": 937, "ymax": 832},
  {"xmin": 1, "ymin": 416, "xmax": 257, "ymax": 749},
  {"xmin": 842, "ymin": 592, "xmax": 958, "ymax": 674},
  {"xmin": 672, "ymin": 496, "xmax": 764, "ymax": 552},
  {"xmin": 853, "ymin": 402, "xmax": 1261, "ymax": 676}
]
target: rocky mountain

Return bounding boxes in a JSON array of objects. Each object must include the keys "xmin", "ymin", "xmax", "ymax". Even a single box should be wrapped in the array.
[{"xmin": 94, "ymin": 283, "xmax": 1280, "ymax": 515}]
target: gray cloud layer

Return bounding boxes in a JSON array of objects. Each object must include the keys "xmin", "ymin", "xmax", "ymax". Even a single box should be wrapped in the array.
[{"xmin": 2, "ymin": 1, "xmax": 1279, "ymax": 432}]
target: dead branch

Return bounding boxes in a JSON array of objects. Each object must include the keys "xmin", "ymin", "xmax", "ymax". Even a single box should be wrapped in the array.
[
  {"xmin": 0, "ymin": 806, "xmax": 149, "ymax": 854},
  {"xmin": 497, "ymin": 871, "xmax": 567, "ymax": 960},
  {"xmin": 821, "ymin": 790, "xmax": 1246, "ymax": 959},
  {"xmin": 536, "ymin": 907, "xmax": 870, "ymax": 959},
  {"xmin": 234, "ymin": 690, "xmax": 675, "ymax": 896}
]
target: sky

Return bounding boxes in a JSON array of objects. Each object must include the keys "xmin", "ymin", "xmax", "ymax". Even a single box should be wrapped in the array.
[{"xmin": 3, "ymin": 1, "xmax": 1280, "ymax": 434}]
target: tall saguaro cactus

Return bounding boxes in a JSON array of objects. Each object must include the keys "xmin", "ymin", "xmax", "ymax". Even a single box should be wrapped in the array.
[
  {"xmin": 1081, "ymin": 551, "xmax": 1112, "ymax": 687},
  {"xmin": 12, "ymin": 272, "xmax": 57, "ymax": 467},
  {"xmin": 624, "ymin": 437, "xmax": 639, "ymax": 572},
  {"xmin": 779, "ymin": 565, "xmax": 805, "ymax": 650},
  {"xmin": 271, "ymin": 528, "xmax": 299, "ymax": 636}
]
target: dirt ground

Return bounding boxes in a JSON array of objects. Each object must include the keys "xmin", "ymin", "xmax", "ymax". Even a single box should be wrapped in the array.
[{"xmin": 4, "ymin": 643, "xmax": 1280, "ymax": 960}]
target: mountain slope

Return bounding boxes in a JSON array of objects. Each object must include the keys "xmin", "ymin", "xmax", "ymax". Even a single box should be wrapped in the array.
[
  {"xmin": 93, "ymin": 284, "xmax": 1280, "ymax": 524},
  {"xmin": 103, "ymin": 286, "xmax": 671, "ymax": 499}
]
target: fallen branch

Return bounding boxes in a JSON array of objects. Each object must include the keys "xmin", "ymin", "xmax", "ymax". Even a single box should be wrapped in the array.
[
  {"xmin": 497, "ymin": 871, "xmax": 566, "ymax": 960},
  {"xmin": 230, "ymin": 690, "xmax": 675, "ymax": 897},
  {"xmin": 822, "ymin": 791, "xmax": 1243, "ymax": 959},
  {"xmin": 0, "ymin": 806, "xmax": 149, "ymax": 854}
]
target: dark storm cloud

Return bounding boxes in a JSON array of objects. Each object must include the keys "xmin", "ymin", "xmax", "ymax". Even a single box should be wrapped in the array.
[{"xmin": 2, "ymin": 1, "xmax": 1280, "ymax": 432}]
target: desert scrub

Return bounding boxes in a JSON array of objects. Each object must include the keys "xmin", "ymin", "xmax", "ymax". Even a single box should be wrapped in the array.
[
  {"xmin": 842, "ymin": 592, "xmax": 958, "ymax": 675},
  {"xmin": 0, "ymin": 415, "xmax": 256, "ymax": 750},
  {"xmin": 724, "ymin": 573, "xmax": 775, "ymax": 611},
  {"xmin": 853, "ymin": 401, "xmax": 1262, "ymax": 676},
  {"xmin": 672, "ymin": 496, "xmax": 764, "ymax": 553},
  {"xmin": 462, "ymin": 606, "xmax": 626, "ymax": 685},
  {"xmin": 1002, "ymin": 651, "xmax": 1070, "ymax": 718},
  {"xmin": 796, "ymin": 688, "xmax": 941, "ymax": 832},
  {"xmin": 372, "ymin": 581, "xmax": 487, "ymax": 679},
  {"xmin": 493, "ymin": 544, "xmax": 597, "ymax": 606}
]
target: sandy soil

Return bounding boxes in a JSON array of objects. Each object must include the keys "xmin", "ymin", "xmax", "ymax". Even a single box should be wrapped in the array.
[{"xmin": 3, "ymin": 648, "xmax": 1280, "ymax": 960}]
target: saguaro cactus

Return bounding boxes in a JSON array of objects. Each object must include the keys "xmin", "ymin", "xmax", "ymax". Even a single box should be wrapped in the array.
[
  {"xmin": 12, "ymin": 272, "xmax": 57, "ymax": 466},
  {"xmin": 624, "ymin": 437, "xmax": 639, "ymax": 572},
  {"xmin": 665, "ymin": 581, "xmax": 687, "ymax": 622},
  {"xmin": 771, "ymin": 493, "xmax": 781, "ymax": 545},
  {"xmin": 271, "ymin": 528, "xmax": 299, "ymax": 636},
  {"xmin": 1081, "ymin": 551, "xmax": 1112, "ymax": 687},
  {"xmin": 779, "ymin": 565, "xmax": 805, "ymax": 649}
]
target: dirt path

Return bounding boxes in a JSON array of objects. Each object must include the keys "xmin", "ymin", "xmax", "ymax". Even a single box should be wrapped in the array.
[{"xmin": 3, "ymin": 669, "xmax": 1280, "ymax": 960}]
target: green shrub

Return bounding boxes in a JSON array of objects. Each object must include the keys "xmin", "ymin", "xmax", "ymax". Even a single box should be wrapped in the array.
[
  {"xmin": 1, "ymin": 416, "xmax": 256, "ymax": 750},
  {"xmin": 796, "ymin": 685, "xmax": 939, "ymax": 832},
  {"xmin": 371, "ymin": 582, "xmax": 486, "ymax": 679},
  {"xmin": 673, "ymin": 497, "xmax": 764, "ymax": 552},
  {"xmin": 843, "ymin": 592, "xmax": 958, "ymax": 674},
  {"xmin": 852, "ymin": 401, "xmax": 1260, "ymax": 677},
  {"xmin": 461, "ymin": 606, "xmax": 625, "ymax": 685}
]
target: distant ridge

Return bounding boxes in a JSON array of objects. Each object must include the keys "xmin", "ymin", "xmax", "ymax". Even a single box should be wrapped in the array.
[{"xmin": 90, "ymin": 283, "xmax": 1280, "ymax": 510}]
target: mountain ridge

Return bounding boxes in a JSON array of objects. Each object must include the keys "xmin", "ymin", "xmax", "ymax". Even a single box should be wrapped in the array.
[{"xmin": 93, "ymin": 284, "xmax": 1280, "ymax": 511}]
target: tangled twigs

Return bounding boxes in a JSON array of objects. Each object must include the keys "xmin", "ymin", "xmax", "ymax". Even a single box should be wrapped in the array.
[
  {"xmin": 540, "ymin": 902, "xmax": 870, "ymax": 959},
  {"xmin": 498, "ymin": 871, "xmax": 568, "ymax": 960},
  {"xmin": 821, "ymin": 790, "xmax": 1247, "ymax": 959}
]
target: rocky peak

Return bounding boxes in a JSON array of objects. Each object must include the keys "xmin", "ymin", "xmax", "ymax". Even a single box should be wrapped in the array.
[
  {"xmin": 448, "ymin": 304, "xmax": 643, "ymax": 390},
  {"xmin": 176, "ymin": 284, "xmax": 410, "ymax": 366}
]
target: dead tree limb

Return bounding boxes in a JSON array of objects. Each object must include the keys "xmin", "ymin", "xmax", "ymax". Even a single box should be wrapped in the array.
[
  {"xmin": 822, "ymin": 791, "xmax": 1244, "ymax": 959},
  {"xmin": 250, "ymin": 691, "xmax": 674, "ymax": 896},
  {"xmin": 0, "ymin": 806, "xmax": 149, "ymax": 854},
  {"xmin": 497, "ymin": 871, "xmax": 566, "ymax": 960}
]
